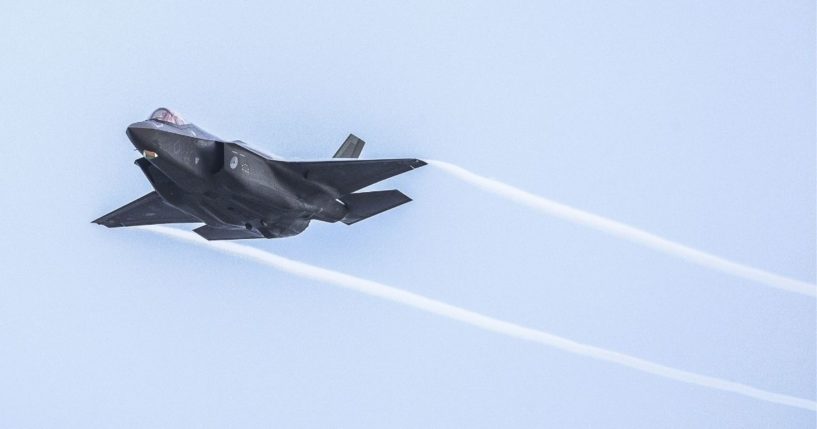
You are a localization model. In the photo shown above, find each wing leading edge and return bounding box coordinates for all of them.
[93,191,201,228]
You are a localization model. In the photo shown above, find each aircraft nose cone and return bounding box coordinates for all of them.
[126,121,162,152]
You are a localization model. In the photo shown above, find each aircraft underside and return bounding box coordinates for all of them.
[93,108,425,240]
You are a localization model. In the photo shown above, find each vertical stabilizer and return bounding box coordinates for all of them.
[333,134,366,158]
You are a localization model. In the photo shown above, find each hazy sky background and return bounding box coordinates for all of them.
[1,1,814,427]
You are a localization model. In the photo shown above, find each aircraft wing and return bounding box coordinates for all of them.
[278,158,426,195]
[93,191,201,227]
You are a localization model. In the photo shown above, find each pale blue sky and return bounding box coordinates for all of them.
[0,1,814,427]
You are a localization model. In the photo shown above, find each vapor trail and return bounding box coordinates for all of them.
[427,160,816,297]
[139,225,815,412]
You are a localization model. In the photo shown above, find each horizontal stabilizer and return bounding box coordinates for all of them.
[340,190,412,225]
[93,191,200,227]
[333,134,365,158]
[194,225,263,241]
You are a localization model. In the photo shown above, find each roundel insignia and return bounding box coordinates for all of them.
[229,156,238,169]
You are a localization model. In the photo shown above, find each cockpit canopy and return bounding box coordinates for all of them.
[149,108,187,126]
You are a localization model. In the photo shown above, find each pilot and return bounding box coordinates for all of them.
[149,107,186,126]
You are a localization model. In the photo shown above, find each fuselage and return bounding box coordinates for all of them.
[126,116,347,238]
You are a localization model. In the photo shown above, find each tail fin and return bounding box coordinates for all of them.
[333,134,365,158]
[340,190,412,225]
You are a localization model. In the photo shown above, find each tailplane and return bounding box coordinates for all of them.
[339,190,412,225]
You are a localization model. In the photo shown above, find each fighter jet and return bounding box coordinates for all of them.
[93,108,426,240]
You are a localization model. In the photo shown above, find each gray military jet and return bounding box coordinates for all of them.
[93,108,425,240]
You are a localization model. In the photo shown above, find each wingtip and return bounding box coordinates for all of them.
[92,217,121,228]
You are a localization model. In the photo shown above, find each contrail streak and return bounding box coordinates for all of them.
[427,160,816,297]
[138,225,815,412]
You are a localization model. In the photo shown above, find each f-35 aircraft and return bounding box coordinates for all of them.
[93,108,426,240]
